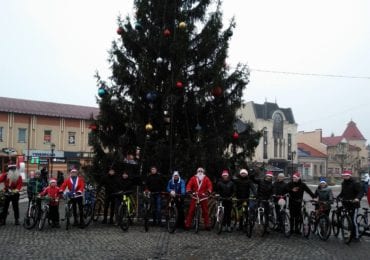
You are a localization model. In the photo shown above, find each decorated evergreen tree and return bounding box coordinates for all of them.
[89,0,261,182]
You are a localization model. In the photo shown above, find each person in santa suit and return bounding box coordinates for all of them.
[0,163,23,225]
[184,167,213,230]
[60,167,85,228]
[40,178,61,228]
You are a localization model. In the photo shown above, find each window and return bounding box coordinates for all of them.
[88,132,93,146]
[287,133,292,159]
[68,132,76,145]
[273,113,283,139]
[263,129,268,159]
[0,127,3,142]
[18,128,27,143]
[44,130,51,143]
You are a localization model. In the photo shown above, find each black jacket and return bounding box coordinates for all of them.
[118,178,134,193]
[145,174,165,192]
[286,180,314,202]
[272,181,287,197]
[338,178,362,205]
[98,174,121,195]
[216,179,235,198]
[253,179,273,200]
[234,175,254,200]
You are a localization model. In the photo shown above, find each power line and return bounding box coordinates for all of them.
[250,68,370,80]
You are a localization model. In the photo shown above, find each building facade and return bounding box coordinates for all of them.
[238,101,298,175]
[0,96,99,177]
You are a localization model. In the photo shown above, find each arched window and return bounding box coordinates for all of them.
[273,113,283,139]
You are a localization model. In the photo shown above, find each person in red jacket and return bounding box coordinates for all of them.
[40,178,61,228]
[60,167,85,228]
[184,167,213,230]
[0,164,23,225]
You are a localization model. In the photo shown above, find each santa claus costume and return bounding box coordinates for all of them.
[40,178,61,227]
[184,167,213,230]
[0,164,23,225]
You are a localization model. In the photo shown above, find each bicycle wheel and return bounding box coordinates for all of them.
[120,206,130,231]
[84,204,93,227]
[230,206,238,231]
[282,212,291,238]
[23,205,38,230]
[194,206,201,233]
[254,212,266,237]
[317,215,331,241]
[331,210,340,236]
[93,199,103,222]
[166,206,178,233]
[356,214,367,238]
[341,214,353,244]
[38,209,47,231]
[302,213,311,238]
[244,211,253,238]
[216,208,224,234]
[309,211,316,235]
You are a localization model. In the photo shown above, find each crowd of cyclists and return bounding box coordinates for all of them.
[0,162,368,243]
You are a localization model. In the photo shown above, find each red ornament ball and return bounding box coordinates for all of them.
[211,86,223,97]
[176,81,183,88]
[117,27,124,35]
[163,29,171,37]
[89,124,97,131]
[233,132,239,140]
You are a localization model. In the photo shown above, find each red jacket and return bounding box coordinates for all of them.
[186,175,213,195]
[0,172,23,191]
[40,186,60,206]
[60,176,84,194]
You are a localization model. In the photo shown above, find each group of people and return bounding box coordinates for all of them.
[0,162,366,240]
[0,165,85,228]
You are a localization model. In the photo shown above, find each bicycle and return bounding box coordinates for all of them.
[165,192,182,233]
[236,198,253,238]
[331,198,355,244]
[309,200,331,241]
[299,200,311,238]
[213,194,225,234]
[83,184,96,227]
[252,199,269,237]
[115,190,134,231]
[23,195,40,229]
[38,196,53,231]
[63,192,83,230]
[142,190,151,232]
[357,207,369,238]
[270,195,291,238]
[190,192,210,233]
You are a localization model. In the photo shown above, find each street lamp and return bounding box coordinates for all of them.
[50,143,55,179]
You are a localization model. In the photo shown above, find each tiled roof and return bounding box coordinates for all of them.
[251,102,295,124]
[0,96,99,120]
[342,120,366,141]
[322,136,345,147]
[298,143,327,158]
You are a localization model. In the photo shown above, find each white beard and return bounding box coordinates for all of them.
[197,173,205,181]
[8,169,20,184]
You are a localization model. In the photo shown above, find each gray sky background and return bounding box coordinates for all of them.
[1,0,369,142]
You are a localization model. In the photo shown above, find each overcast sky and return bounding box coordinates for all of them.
[1,0,369,142]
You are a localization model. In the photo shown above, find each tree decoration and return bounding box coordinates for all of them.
[179,22,187,29]
[163,29,171,37]
[146,91,157,102]
[117,27,124,35]
[156,57,163,64]
[211,86,223,97]
[98,87,107,98]
[88,124,97,131]
[145,123,153,132]
[233,131,239,140]
[176,81,183,88]
[135,22,143,30]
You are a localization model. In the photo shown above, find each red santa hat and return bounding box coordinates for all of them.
[239,169,248,175]
[265,171,274,177]
[49,178,57,184]
[293,172,301,179]
[70,167,78,173]
[221,170,229,177]
[341,170,352,176]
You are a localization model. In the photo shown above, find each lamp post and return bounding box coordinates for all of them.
[50,143,55,179]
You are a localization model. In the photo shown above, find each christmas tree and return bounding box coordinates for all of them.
[89,0,261,182]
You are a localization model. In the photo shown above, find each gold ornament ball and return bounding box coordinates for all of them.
[145,123,153,131]
[179,22,187,29]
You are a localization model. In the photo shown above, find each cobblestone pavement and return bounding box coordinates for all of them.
[1,200,370,260]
